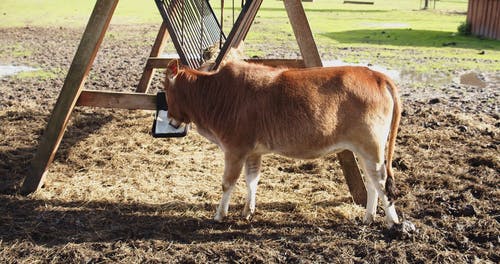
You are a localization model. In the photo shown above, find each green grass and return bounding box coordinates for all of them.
[1,0,499,74]
[248,0,498,49]
[14,69,58,80]
[7,44,33,58]
[0,0,161,27]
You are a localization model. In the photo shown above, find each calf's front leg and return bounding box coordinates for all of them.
[214,152,245,221]
[242,155,262,220]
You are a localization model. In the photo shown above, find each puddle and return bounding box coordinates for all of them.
[399,69,453,85]
[0,65,37,77]
[459,72,487,88]
[323,60,401,81]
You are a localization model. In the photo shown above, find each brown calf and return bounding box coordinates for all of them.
[164,60,401,227]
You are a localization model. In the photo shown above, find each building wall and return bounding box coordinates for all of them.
[467,0,500,40]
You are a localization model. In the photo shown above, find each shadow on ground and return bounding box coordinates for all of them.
[259,7,388,13]
[0,196,350,246]
[322,29,499,50]
[0,109,113,195]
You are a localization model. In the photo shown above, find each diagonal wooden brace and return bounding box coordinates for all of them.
[21,0,120,195]
[136,22,170,93]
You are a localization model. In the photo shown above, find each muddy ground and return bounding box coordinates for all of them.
[0,25,499,263]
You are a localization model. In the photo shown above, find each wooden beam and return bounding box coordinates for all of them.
[337,151,368,206]
[21,0,119,195]
[283,0,323,68]
[213,0,264,70]
[343,1,374,5]
[146,57,174,69]
[76,90,156,110]
[144,57,305,69]
[284,0,367,207]
[237,0,264,46]
[136,22,170,93]
[246,59,305,68]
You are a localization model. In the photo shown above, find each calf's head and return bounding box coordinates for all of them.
[164,60,190,124]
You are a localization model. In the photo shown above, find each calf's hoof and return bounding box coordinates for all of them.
[384,206,400,228]
[241,210,254,221]
[214,213,226,222]
[385,216,399,229]
[241,205,255,221]
[363,213,374,225]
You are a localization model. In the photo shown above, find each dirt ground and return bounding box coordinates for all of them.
[0,25,499,263]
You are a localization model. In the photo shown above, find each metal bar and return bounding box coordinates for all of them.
[213,0,263,70]
[189,0,207,66]
[178,0,205,67]
[199,0,221,48]
[205,1,224,45]
[155,0,227,69]
[182,0,207,67]
[171,0,201,67]
[237,0,262,43]
[172,0,201,66]
[155,0,190,67]
[200,0,205,61]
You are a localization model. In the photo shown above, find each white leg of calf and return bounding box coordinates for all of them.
[214,185,235,221]
[242,155,262,219]
[214,154,244,222]
[357,156,379,224]
[363,179,378,224]
[374,164,400,228]
[379,186,400,227]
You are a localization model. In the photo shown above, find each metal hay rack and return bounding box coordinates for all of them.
[155,0,261,70]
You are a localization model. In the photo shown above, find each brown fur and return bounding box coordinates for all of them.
[167,62,395,152]
[384,79,401,201]
[165,60,401,221]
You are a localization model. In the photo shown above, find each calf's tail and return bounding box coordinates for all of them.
[385,79,401,202]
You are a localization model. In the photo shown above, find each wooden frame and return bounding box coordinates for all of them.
[343,1,374,5]
[136,22,170,93]
[21,0,367,207]
[20,0,120,194]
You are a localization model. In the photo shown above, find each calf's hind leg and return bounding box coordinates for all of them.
[242,155,262,220]
[357,154,400,228]
[214,152,245,222]
[357,157,379,224]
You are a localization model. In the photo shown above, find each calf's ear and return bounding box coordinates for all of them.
[166,59,179,79]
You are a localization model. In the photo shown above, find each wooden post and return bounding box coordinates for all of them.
[21,0,120,195]
[284,0,367,206]
[136,22,170,93]
[283,0,322,68]
[337,151,367,206]
[423,0,430,10]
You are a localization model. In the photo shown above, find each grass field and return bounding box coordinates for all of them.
[0,0,472,28]
[2,0,499,73]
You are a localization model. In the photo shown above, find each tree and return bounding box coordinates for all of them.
[423,0,430,9]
